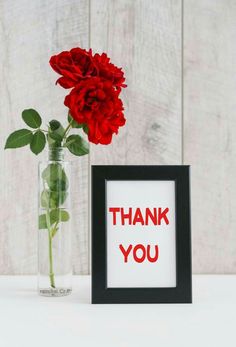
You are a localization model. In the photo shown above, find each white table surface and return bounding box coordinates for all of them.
[0,275,235,346]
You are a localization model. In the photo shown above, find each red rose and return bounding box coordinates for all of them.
[94,53,126,89]
[64,77,126,144]
[49,48,97,88]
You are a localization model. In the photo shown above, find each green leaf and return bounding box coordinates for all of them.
[5,129,33,149]
[38,209,70,229]
[65,134,89,156]
[60,210,70,222]
[42,163,68,191]
[30,130,46,155]
[47,133,57,147]
[42,163,62,181]
[49,120,61,131]
[38,214,47,229]
[48,120,65,145]
[41,189,68,208]
[50,209,70,223]
[49,132,63,141]
[22,109,42,128]
[41,190,51,208]
[68,113,83,128]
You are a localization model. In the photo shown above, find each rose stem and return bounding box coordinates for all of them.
[48,231,55,288]
[44,180,56,289]
[62,120,73,143]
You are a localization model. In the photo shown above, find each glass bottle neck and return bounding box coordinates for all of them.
[48,147,64,161]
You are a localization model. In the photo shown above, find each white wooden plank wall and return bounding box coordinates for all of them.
[184,0,236,273]
[0,0,235,274]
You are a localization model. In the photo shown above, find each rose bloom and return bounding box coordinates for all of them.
[50,48,126,90]
[64,77,126,145]
[49,48,97,88]
[93,53,126,89]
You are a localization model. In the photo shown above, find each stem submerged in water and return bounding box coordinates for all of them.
[48,231,55,288]
[44,181,56,289]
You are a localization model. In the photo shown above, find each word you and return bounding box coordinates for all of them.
[109,207,169,226]
[119,244,159,263]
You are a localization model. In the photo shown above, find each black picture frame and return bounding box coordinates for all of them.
[91,165,192,304]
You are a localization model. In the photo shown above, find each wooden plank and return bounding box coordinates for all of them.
[0,0,89,274]
[184,0,236,273]
[90,0,182,165]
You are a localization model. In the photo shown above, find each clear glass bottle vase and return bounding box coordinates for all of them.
[38,147,72,296]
